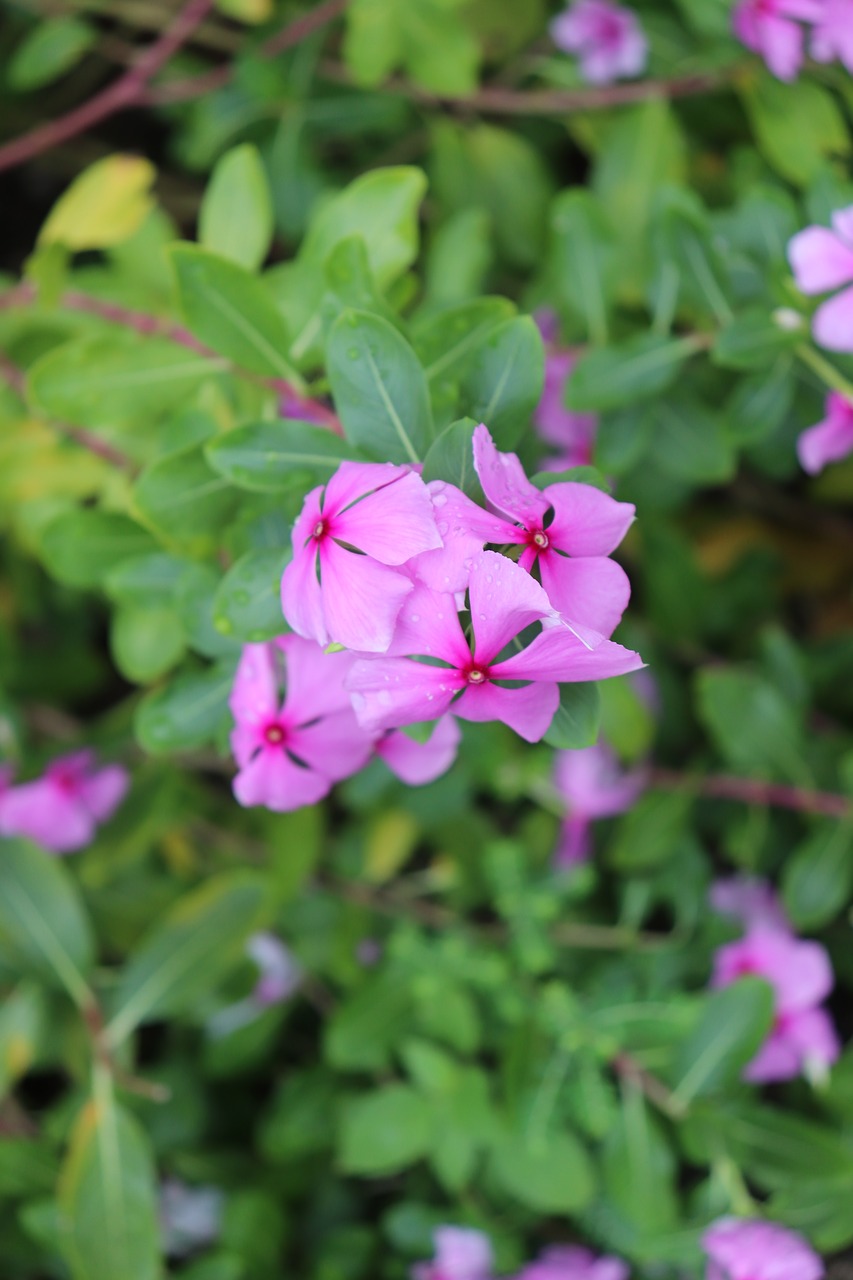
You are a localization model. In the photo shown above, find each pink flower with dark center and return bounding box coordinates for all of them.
[281,461,442,653]
[516,1245,629,1280]
[712,926,840,1082]
[702,1217,824,1280]
[412,425,634,637]
[732,0,824,81]
[788,206,853,351]
[810,0,853,73]
[0,751,128,854]
[709,877,789,932]
[553,744,647,866]
[376,716,461,785]
[229,636,373,811]
[347,551,644,744]
[797,391,853,473]
[550,0,648,84]
[413,1226,494,1280]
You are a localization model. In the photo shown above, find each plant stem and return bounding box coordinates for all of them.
[650,767,852,819]
[797,343,853,402]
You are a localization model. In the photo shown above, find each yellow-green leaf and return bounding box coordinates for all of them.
[39,156,157,251]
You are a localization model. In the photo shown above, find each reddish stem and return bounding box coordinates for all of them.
[651,768,852,819]
[0,0,215,174]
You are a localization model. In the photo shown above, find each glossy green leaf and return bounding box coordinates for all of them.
[782,819,853,929]
[339,1084,431,1175]
[457,316,543,449]
[566,334,700,413]
[106,873,267,1045]
[344,0,480,95]
[206,419,364,492]
[490,1127,595,1213]
[601,1090,679,1238]
[134,659,237,754]
[325,970,414,1070]
[132,446,238,550]
[543,682,601,750]
[327,309,434,463]
[213,546,291,642]
[0,838,94,1007]
[421,418,484,502]
[670,979,775,1108]
[607,789,693,872]
[695,668,804,780]
[549,190,616,344]
[40,511,157,588]
[743,74,850,186]
[110,604,186,683]
[199,144,273,271]
[0,983,47,1097]
[8,16,96,90]
[712,310,800,369]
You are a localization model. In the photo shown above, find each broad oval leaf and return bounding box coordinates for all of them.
[134,659,237,754]
[39,155,155,251]
[40,511,157,589]
[339,1084,431,1175]
[198,143,273,272]
[213,546,292,643]
[457,316,543,450]
[205,419,364,492]
[543,682,601,750]
[490,1127,595,1213]
[421,418,484,502]
[566,334,700,413]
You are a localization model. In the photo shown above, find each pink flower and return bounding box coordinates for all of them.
[534,347,599,472]
[797,391,853,473]
[811,0,853,73]
[553,744,646,866]
[347,551,644,744]
[0,751,128,854]
[413,426,634,637]
[247,933,301,1006]
[788,206,853,351]
[413,1226,493,1280]
[550,0,647,84]
[709,877,789,932]
[281,461,442,652]
[229,636,373,811]
[702,1217,824,1280]
[516,1245,629,1280]
[712,926,840,1082]
[375,716,461,786]
[279,387,339,431]
[732,0,823,81]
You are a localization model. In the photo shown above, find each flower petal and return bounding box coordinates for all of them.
[468,551,555,665]
[544,482,635,556]
[233,746,331,811]
[281,544,327,645]
[0,780,95,854]
[319,543,413,653]
[493,624,644,683]
[346,659,462,733]
[323,460,410,516]
[788,226,853,294]
[538,553,631,636]
[385,584,471,664]
[454,679,559,743]
[229,643,281,727]
[472,424,550,528]
[278,634,357,722]
[289,709,373,781]
[377,717,461,785]
[797,406,853,473]
[335,471,442,564]
[812,284,853,352]
[410,483,514,593]
[79,764,129,824]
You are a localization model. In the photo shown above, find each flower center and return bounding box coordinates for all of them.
[532,529,549,549]
[312,519,328,540]
[466,667,487,685]
[264,724,286,746]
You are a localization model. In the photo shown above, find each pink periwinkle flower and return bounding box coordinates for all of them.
[412,425,634,637]
[516,1245,629,1280]
[247,932,302,1006]
[281,461,442,653]
[788,206,853,352]
[709,877,789,932]
[347,551,643,745]
[0,750,128,855]
[550,0,647,85]
[375,716,461,786]
[797,391,853,474]
[553,744,647,866]
[702,1217,824,1280]
[732,0,824,81]
[712,926,840,1082]
[413,1226,493,1280]
[810,0,853,73]
[229,636,373,812]
[534,351,599,473]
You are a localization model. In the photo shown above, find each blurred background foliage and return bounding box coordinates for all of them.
[1,0,853,1277]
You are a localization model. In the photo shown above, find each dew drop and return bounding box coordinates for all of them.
[437,521,449,536]
[433,493,447,508]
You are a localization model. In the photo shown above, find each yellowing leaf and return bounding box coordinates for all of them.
[215,0,273,22]
[39,155,157,251]
[365,810,419,883]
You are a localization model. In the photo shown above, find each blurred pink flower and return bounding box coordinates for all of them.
[797,391,853,474]
[788,207,853,351]
[532,315,598,472]
[811,0,853,73]
[160,1179,223,1258]
[229,637,372,811]
[550,0,647,84]
[553,744,646,866]
[347,552,644,744]
[376,716,461,785]
[709,876,789,932]
[247,933,302,1006]
[702,1217,823,1280]
[732,0,823,81]
[413,1226,493,1280]
[712,926,840,1082]
[281,461,442,652]
[516,1245,628,1280]
[0,750,128,854]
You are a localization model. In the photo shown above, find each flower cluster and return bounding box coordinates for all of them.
[0,750,128,854]
[702,1217,823,1280]
[710,878,839,1083]
[550,0,647,85]
[533,312,599,473]
[733,0,851,82]
[413,1228,627,1280]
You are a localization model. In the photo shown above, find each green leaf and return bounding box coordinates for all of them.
[742,74,850,187]
[549,190,616,344]
[8,16,96,91]
[324,235,399,325]
[58,1083,161,1280]
[457,316,543,450]
[199,144,273,271]
[134,659,237,753]
[0,983,47,1097]
[654,188,733,325]
[424,208,493,307]
[695,668,804,780]
[725,362,795,444]
[300,166,427,289]
[0,1137,58,1197]
[543,682,601,750]
[649,398,735,486]
[0,838,94,1008]
[414,297,516,424]
[421,418,484,502]
[105,553,189,608]
[490,1127,595,1213]
[339,1084,431,1175]
[566,334,699,413]
[600,1090,679,1238]
[782,819,853,929]
[712,310,800,369]
[670,979,775,1108]
[110,604,186,683]
[106,873,267,1046]
[771,1177,853,1253]
[213,546,291,642]
[132,446,238,551]
[205,419,364,492]
[169,244,299,382]
[40,511,157,588]
[607,789,692,872]
[327,310,434,463]
[28,335,213,428]
[39,156,156,251]
[325,970,414,1070]
[344,0,479,95]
